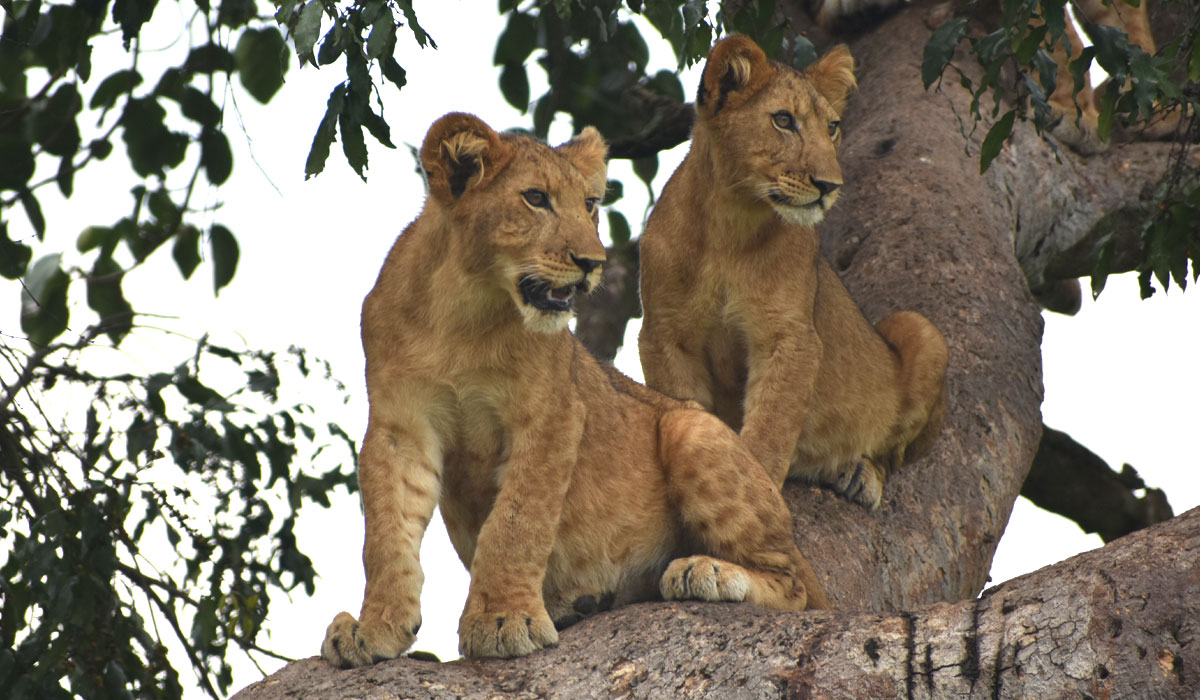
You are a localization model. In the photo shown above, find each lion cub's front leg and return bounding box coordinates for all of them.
[321,417,440,668]
[456,402,582,658]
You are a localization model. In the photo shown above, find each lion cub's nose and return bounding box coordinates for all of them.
[811,177,841,197]
[571,254,603,275]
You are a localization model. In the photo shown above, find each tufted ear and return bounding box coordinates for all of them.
[696,35,775,120]
[420,112,515,202]
[556,126,609,198]
[804,44,857,116]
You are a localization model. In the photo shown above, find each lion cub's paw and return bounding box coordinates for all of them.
[660,555,751,602]
[321,611,416,668]
[831,458,885,511]
[458,607,558,658]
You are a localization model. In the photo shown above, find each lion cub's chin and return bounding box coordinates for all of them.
[518,305,573,334]
[772,202,828,228]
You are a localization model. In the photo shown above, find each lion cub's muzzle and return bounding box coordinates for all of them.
[517,254,604,313]
[518,276,590,312]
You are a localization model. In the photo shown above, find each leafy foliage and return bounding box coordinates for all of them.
[1,0,368,696]
[921,0,1199,297]
[1,335,356,698]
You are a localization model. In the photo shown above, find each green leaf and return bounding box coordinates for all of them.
[1090,234,1113,299]
[76,226,116,254]
[532,93,555,139]
[210,224,239,293]
[366,8,397,60]
[173,225,201,280]
[382,56,407,87]
[607,210,631,247]
[20,254,70,347]
[1,224,33,280]
[922,19,967,89]
[1090,24,1131,79]
[306,86,345,179]
[201,129,233,185]
[89,69,142,110]
[494,11,537,66]
[86,256,133,344]
[148,189,179,227]
[17,189,45,239]
[789,36,818,71]
[120,97,189,178]
[235,27,289,103]
[361,110,395,149]
[499,63,530,111]
[179,87,222,128]
[602,179,624,206]
[339,107,368,180]
[396,0,434,48]
[0,130,35,191]
[633,154,658,185]
[186,43,235,74]
[979,109,1015,173]
[293,1,325,67]
[317,25,342,66]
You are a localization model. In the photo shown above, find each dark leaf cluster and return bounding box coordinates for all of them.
[1,334,357,697]
[921,0,1199,296]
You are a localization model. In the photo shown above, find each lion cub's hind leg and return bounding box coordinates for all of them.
[657,409,830,611]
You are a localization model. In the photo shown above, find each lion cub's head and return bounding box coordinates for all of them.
[696,36,856,227]
[419,113,609,334]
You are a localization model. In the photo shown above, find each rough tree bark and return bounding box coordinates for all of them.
[236,507,1200,699]
[234,2,1196,696]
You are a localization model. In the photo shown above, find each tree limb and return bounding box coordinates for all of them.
[1023,424,1174,542]
[234,507,1200,699]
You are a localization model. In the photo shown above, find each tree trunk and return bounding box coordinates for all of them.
[234,2,1194,696]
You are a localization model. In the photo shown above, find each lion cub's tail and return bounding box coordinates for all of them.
[876,310,949,466]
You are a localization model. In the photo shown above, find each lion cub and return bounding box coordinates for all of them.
[638,36,948,511]
[320,113,828,666]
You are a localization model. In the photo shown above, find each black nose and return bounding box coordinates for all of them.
[571,254,601,275]
[811,178,841,197]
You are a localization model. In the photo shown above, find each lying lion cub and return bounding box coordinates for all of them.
[320,112,828,666]
[639,36,948,511]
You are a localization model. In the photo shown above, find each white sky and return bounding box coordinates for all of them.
[3,1,1197,695]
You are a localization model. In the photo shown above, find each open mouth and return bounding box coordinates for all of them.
[518,276,586,312]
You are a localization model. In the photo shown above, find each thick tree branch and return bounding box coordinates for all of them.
[1023,424,1174,542]
[234,507,1200,699]
[573,243,640,363]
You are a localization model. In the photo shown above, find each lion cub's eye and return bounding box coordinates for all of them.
[828,121,841,138]
[523,189,552,209]
[584,197,599,214]
[772,111,796,132]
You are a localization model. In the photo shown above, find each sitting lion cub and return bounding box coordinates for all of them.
[638,36,949,511]
[320,112,828,666]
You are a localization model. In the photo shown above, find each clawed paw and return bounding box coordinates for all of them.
[660,555,750,602]
[458,608,557,658]
[321,611,418,668]
[832,459,884,511]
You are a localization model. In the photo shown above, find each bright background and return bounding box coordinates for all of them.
[4,2,1197,695]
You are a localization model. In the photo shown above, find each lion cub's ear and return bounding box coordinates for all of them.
[697,35,775,120]
[804,44,857,116]
[421,112,515,202]
[556,126,609,198]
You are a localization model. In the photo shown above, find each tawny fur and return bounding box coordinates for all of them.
[638,36,949,511]
[320,113,828,667]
